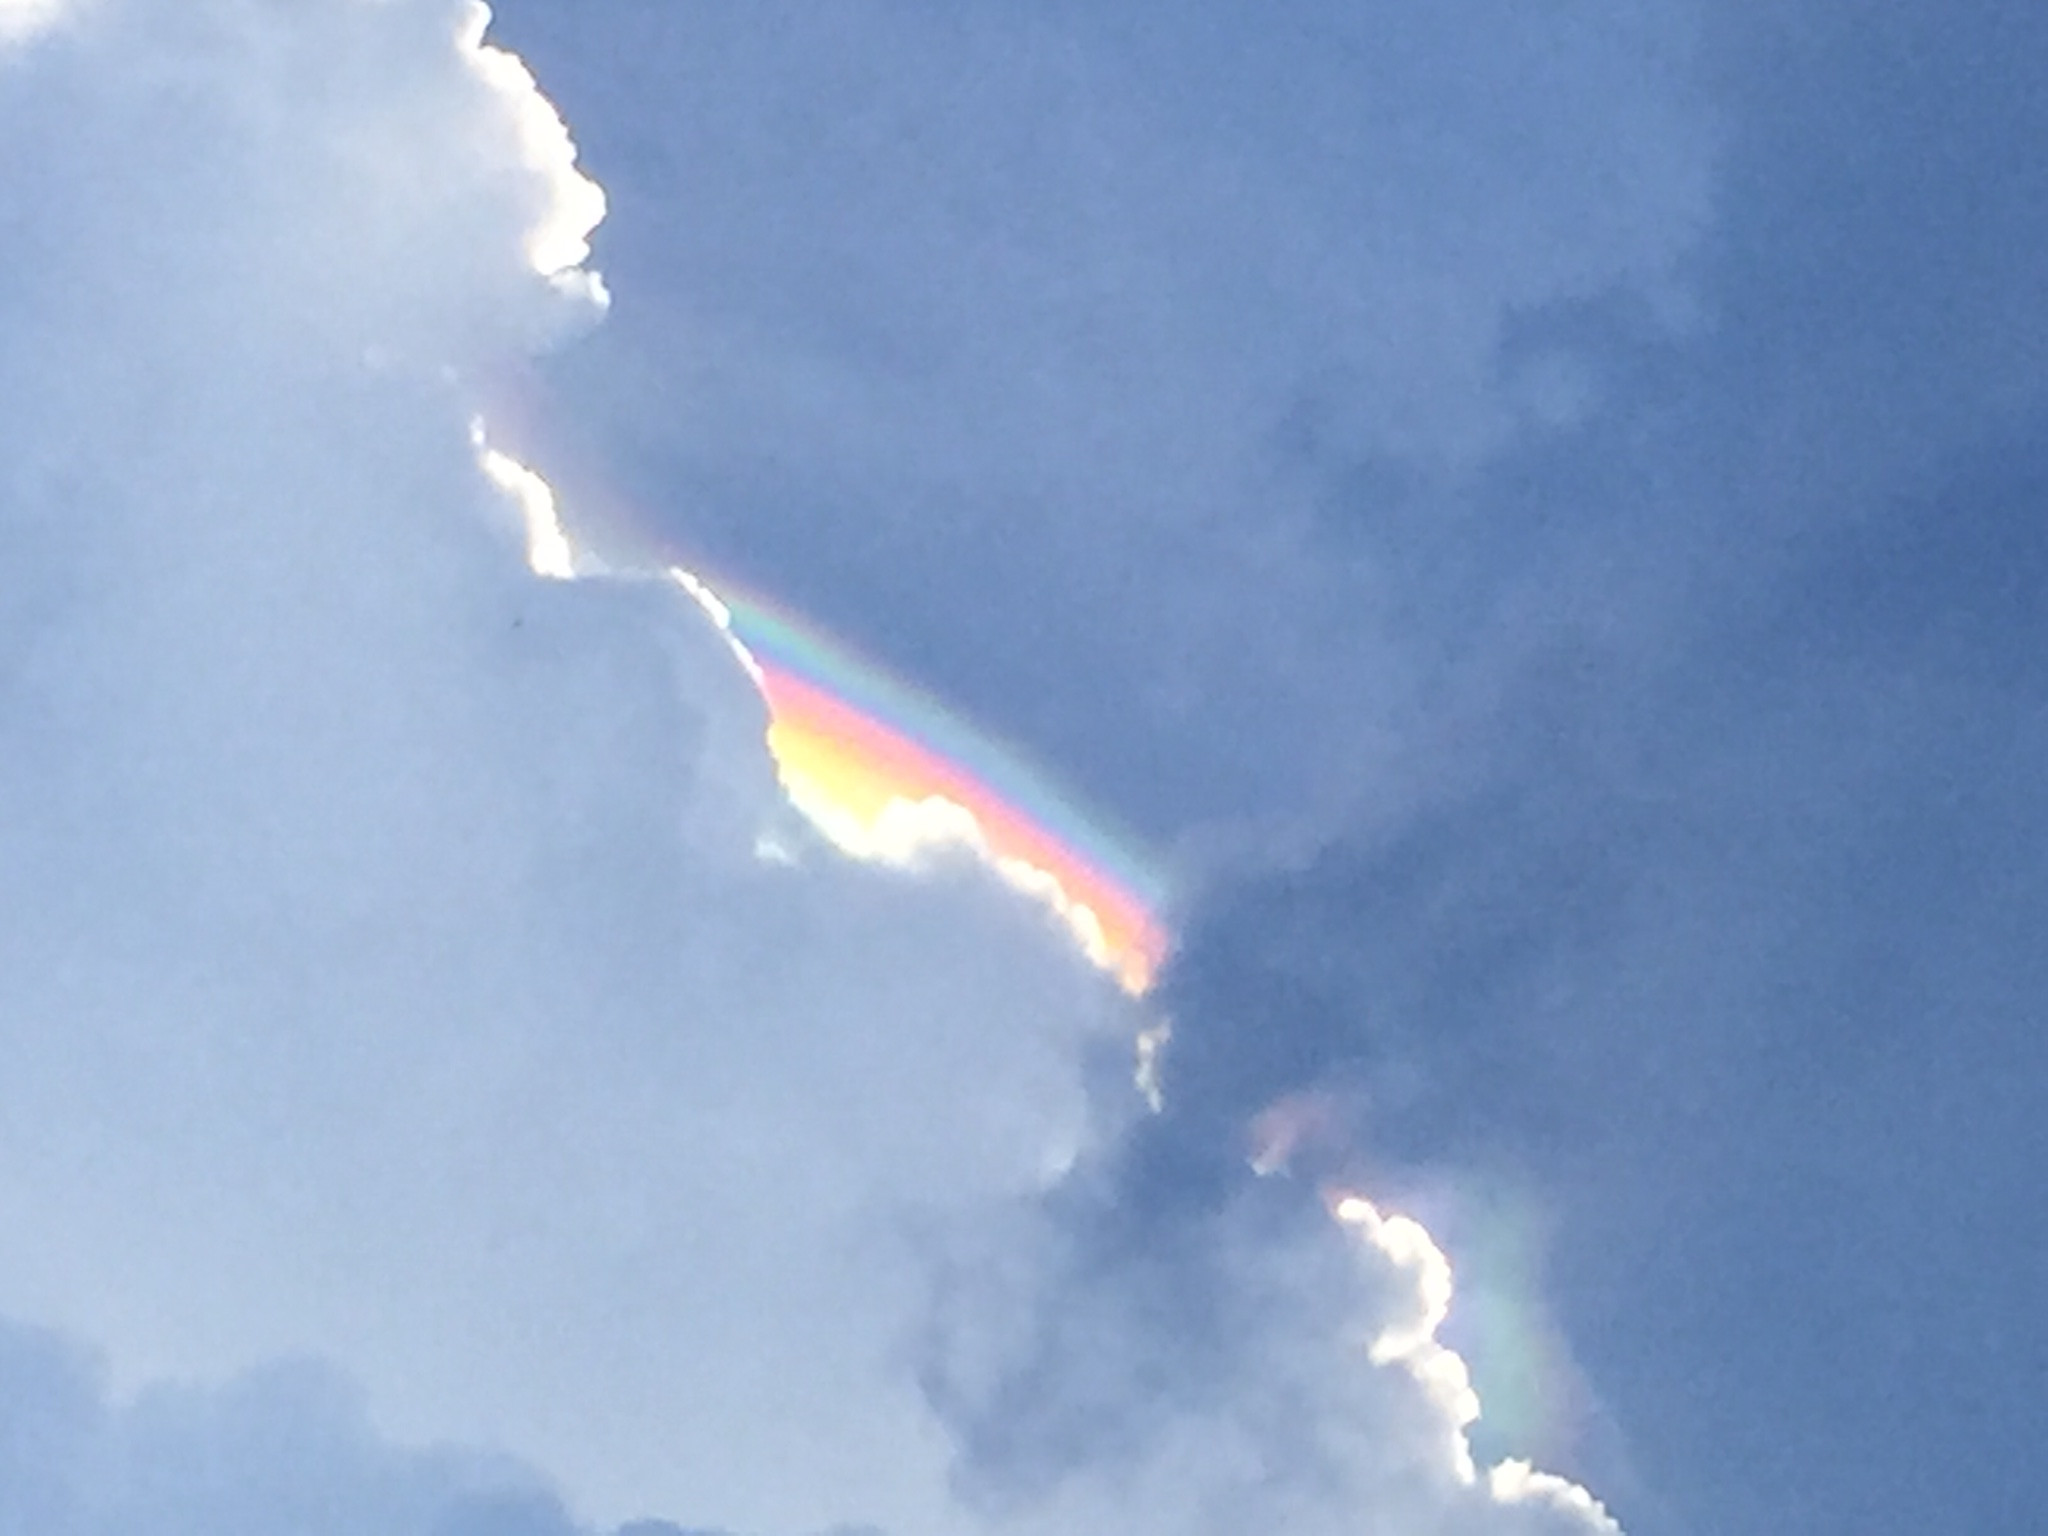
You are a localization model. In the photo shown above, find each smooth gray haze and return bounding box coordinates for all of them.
[3,3,2043,1536]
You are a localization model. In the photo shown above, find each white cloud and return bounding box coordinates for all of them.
[0,3,1120,1530]
[0,0,66,47]
[0,4,1628,1535]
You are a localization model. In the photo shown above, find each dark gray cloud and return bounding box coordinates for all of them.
[1105,4,2048,1530]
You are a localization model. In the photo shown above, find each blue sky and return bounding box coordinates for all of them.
[1,3,2042,1534]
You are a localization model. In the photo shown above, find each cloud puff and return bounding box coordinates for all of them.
[0,3,1628,1534]
[0,1320,585,1536]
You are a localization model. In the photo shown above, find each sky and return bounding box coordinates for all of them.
[0,3,2042,1535]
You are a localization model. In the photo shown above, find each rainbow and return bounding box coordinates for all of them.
[671,569,1170,995]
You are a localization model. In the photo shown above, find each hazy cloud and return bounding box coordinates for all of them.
[0,0,66,46]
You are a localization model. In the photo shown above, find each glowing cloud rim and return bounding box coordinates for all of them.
[1334,1194,1623,1531]
[458,0,609,309]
